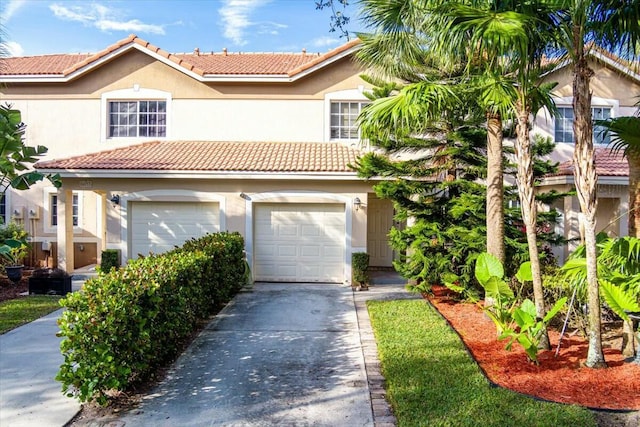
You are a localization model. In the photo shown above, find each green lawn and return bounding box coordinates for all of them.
[367,299,596,427]
[0,296,62,334]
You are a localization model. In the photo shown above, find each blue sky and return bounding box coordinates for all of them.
[2,0,363,57]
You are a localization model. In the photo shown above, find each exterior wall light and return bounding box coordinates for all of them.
[110,194,120,206]
[353,197,362,211]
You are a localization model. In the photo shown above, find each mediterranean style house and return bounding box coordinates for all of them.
[0,35,637,280]
[0,35,394,283]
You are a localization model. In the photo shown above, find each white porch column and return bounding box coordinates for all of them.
[56,188,75,273]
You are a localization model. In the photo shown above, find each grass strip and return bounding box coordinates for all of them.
[367,299,596,427]
[0,296,62,334]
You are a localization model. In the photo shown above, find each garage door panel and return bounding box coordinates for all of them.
[254,203,345,283]
[131,202,220,257]
[277,245,297,257]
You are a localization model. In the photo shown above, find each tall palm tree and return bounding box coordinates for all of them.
[356,0,511,266]
[428,2,563,348]
[550,0,640,368]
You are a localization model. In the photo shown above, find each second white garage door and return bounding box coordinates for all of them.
[254,203,345,283]
[130,201,220,257]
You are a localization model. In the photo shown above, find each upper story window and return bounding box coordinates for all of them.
[330,101,369,140]
[555,106,611,144]
[101,87,172,141]
[109,101,167,138]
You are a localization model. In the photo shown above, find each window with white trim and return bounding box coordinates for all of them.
[101,87,171,141]
[108,100,167,138]
[0,193,5,225]
[330,101,369,140]
[50,193,79,227]
[555,107,611,144]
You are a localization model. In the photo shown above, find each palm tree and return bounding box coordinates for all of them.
[356,0,511,266]
[428,2,565,348]
[549,0,640,368]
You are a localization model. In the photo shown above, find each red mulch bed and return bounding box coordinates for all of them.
[427,286,640,411]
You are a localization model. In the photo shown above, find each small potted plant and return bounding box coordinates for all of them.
[0,237,29,283]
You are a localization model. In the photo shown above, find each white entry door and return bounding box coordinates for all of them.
[130,201,220,257]
[254,203,345,282]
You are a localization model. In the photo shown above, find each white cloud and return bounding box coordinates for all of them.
[49,3,166,35]
[311,36,340,48]
[218,0,284,46]
[2,0,27,23]
[5,41,24,56]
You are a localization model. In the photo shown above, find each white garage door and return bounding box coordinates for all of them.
[254,203,345,283]
[131,202,220,257]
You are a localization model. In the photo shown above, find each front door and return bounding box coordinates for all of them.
[367,197,394,267]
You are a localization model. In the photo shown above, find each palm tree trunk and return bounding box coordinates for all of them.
[486,112,505,264]
[623,154,640,357]
[515,101,550,350]
[573,49,607,368]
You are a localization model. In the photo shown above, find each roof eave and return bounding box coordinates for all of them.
[539,174,629,186]
[1,38,362,84]
[36,169,361,180]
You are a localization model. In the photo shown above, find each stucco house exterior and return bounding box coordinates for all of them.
[0,35,397,283]
[0,35,636,280]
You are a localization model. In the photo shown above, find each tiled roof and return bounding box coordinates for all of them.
[35,141,362,173]
[552,147,628,177]
[0,34,361,78]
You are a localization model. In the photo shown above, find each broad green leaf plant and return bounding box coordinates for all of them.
[475,253,566,363]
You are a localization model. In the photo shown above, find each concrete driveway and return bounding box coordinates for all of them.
[116,283,377,426]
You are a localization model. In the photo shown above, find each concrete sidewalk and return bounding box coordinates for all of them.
[0,308,81,427]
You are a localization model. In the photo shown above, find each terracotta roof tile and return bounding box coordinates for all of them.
[35,141,362,173]
[3,54,94,75]
[0,35,360,78]
[552,147,628,177]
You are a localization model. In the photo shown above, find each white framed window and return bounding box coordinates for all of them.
[109,100,166,138]
[324,88,370,143]
[554,106,612,144]
[330,101,369,140]
[101,87,172,141]
[44,189,82,233]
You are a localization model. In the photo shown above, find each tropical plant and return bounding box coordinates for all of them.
[0,221,28,268]
[475,252,566,363]
[563,234,640,357]
[430,0,562,351]
[546,0,640,369]
[355,0,511,267]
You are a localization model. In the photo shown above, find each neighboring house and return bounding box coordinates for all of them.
[0,36,636,279]
[0,35,395,283]
[533,49,639,261]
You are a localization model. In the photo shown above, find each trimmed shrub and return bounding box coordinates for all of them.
[352,252,370,287]
[56,232,245,405]
[99,249,120,273]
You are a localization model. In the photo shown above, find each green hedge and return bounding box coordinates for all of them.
[56,232,245,405]
[99,249,120,273]
[352,252,370,286]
